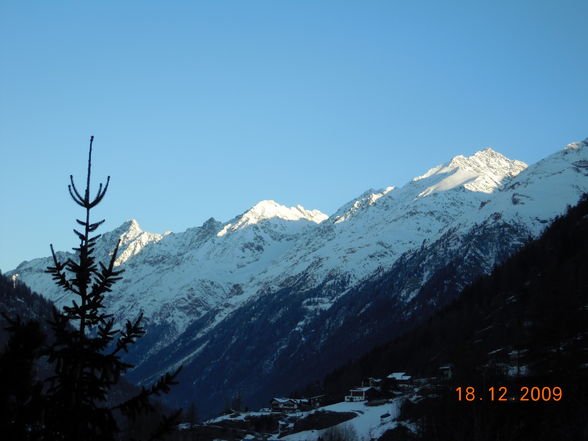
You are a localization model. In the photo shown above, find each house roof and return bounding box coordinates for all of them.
[271,397,306,404]
[387,372,411,381]
[350,386,375,392]
[272,398,295,404]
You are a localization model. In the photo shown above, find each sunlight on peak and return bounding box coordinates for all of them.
[413,148,526,183]
[216,200,328,237]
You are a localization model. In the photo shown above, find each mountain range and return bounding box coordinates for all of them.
[8,137,588,417]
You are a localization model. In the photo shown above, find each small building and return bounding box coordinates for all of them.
[271,396,323,413]
[382,372,412,391]
[362,377,382,388]
[308,395,325,408]
[344,386,378,402]
[439,365,453,380]
[271,398,305,413]
[387,372,411,382]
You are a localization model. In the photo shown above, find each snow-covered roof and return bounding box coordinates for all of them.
[272,397,306,404]
[272,398,294,403]
[350,386,375,392]
[387,372,411,381]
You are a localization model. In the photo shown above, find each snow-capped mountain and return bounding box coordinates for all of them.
[8,138,588,417]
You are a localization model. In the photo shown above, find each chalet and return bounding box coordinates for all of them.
[270,396,324,413]
[271,398,306,413]
[382,372,412,391]
[344,386,378,402]
[387,372,411,382]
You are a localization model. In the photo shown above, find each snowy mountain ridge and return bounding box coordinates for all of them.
[414,147,527,196]
[10,140,587,336]
[217,200,327,237]
[8,138,588,417]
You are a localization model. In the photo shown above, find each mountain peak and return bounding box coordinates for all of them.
[241,200,328,224]
[476,146,500,154]
[471,147,509,161]
[414,148,527,196]
[102,219,144,241]
[445,147,522,171]
[119,219,142,232]
[216,200,328,237]
[564,138,588,151]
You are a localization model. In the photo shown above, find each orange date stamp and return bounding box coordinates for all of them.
[455,386,562,402]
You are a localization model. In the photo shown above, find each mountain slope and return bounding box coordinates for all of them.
[0,273,55,349]
[319,193,588,441]
[8,138,588,417]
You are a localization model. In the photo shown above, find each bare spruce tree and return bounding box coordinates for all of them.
[44,136,181,441]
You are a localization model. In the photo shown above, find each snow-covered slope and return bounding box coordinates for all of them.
[8,137,588,417]
[252,147,528,301]
[10,200,327,339]
[13,146,527,333]
[471,139,588,235]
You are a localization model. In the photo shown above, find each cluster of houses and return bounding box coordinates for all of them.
[344,372,412,402]
[270,371,421,413]
[270,395,325,413]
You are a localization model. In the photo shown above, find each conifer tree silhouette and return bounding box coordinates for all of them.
[44,136,181,441]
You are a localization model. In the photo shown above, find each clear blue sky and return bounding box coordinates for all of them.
[1,0,587,272]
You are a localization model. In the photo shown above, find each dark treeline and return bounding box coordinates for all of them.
[0,271,55,348]
[0,271,188,440]
[317,194,588,440]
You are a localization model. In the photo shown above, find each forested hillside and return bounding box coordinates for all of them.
[318,194,588,440]
[0,272,55,348]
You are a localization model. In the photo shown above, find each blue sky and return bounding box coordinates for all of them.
[1,0,587,272]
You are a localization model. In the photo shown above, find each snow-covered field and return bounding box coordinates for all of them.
[279,400,404,441]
